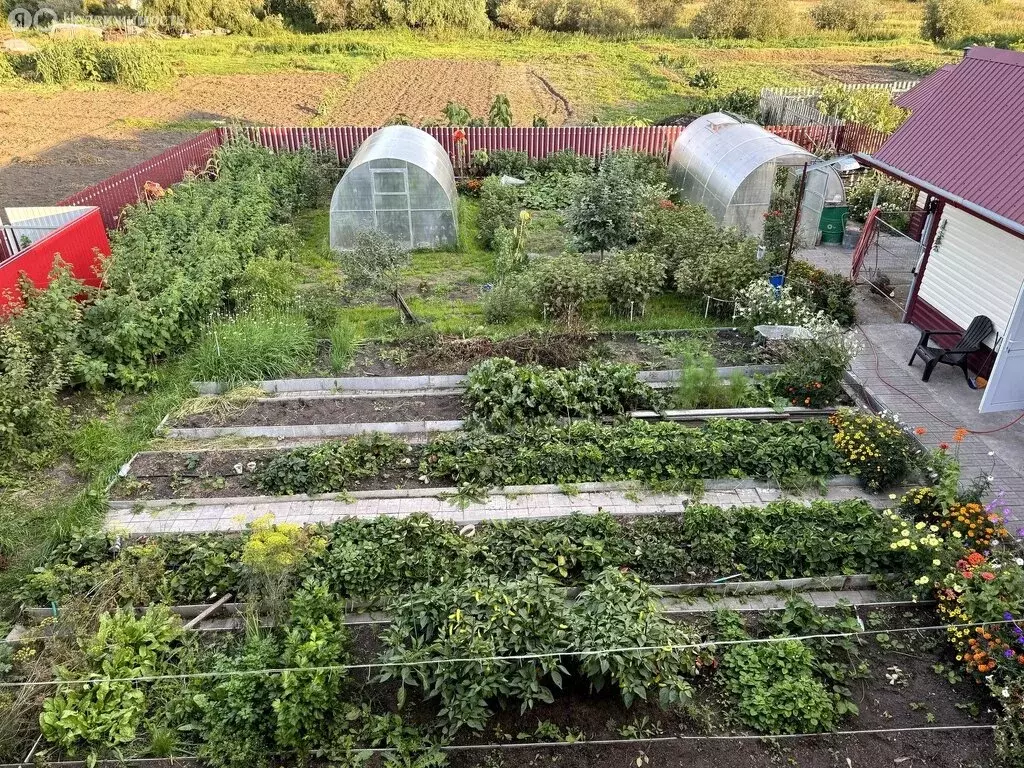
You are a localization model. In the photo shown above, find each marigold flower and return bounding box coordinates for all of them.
[914,427,927,435]
[953,427,969,443]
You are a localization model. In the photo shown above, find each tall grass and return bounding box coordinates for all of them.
[674,352,757,409]
[189,312,316,384]
[328,317,362,373]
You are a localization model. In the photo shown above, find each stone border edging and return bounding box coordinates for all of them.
[192,365,782,396]
[159,405,833,441]
[17,575,887,624]
[108,475,865,511]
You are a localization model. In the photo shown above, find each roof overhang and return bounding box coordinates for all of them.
[856,152,1024,241]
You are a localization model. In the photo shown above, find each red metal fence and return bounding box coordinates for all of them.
[230,125,685,167]
[58,129,223,229]
[766,123,888,155]
[40,123,887,234]
[0,208,109,308]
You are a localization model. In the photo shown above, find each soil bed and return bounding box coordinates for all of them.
[115,448,423,500]
[351,609,997,768]
[338,330,766,377]
[170,395,466,429]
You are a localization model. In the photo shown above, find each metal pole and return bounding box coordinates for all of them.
[783,161,809,280]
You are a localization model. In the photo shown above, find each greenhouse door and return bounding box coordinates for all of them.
[371,168,413,248]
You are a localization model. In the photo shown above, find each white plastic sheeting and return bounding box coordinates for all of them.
[668,113,846,243]
[329,126,458,252]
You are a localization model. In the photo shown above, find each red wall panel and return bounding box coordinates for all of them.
[0,209,110,307]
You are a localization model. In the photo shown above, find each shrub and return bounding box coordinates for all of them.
[141,0,264,33]
[921,0,986,42]
[340,229,417,323]
[571,569,697,707]
[786,261,856,327]
[688,68,720,90]
[397,0,491,31]
[188,312,315,384]
[673,236,765,306]
[98,43,172,90]
[809,0,885,36]
[0,264,84,472]
[638,201,728,276]
[230,256,303,312]
[82,139,326,387]
[483,276,532,324]
[463,357,661,428]
[638,0,682,28]
[478,176,522,247]
[528,252,605,323]
[769,328,859,408]
[817,85,908,133]
[535,149,593,175]
[691,0,791,40]
[33,39,99,84]
[602,250,667,318]
[830,408,917,490]
[380,574,571,734]
[566,151,667,253]
[487,149,531,177]
[533,0,639,34]
[846,171,916,225]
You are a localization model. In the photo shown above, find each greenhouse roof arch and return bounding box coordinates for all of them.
[668,112,846,243]
[330,126,459,252]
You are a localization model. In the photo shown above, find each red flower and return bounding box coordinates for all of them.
[914,427,927,436]
[453,129,467,142]
[939,442,950,451]
[981,572,996,581]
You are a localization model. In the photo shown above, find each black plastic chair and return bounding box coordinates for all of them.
[908,315,995,384]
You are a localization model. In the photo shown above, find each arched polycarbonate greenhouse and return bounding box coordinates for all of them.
[330,126,458,251]
[668,113,846,243]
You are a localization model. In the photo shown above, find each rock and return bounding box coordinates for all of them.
[50,22,104,38]
[2,38,37,54]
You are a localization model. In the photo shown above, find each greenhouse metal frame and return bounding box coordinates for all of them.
[330,126,459,252]
[668,113,846,243]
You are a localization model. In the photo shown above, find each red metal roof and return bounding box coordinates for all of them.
[868,46,1024,229]
[893,64,955,111]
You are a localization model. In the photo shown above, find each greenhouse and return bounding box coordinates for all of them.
[668,113,846,243]
[329,126,458,251]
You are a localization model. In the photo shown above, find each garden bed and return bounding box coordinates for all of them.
[169,394,466,429]
[338,329,768,378]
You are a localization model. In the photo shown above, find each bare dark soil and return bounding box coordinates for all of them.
[171,395,466,429]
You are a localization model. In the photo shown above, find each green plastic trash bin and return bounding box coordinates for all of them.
[819,205,848,245]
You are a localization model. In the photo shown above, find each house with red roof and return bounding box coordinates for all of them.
[857,46,1024,413]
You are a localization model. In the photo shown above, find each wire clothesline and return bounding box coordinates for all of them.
[3,618,1018,690]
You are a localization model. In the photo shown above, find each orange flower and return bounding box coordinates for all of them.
[953,427,969,443]
[914,427,927,435]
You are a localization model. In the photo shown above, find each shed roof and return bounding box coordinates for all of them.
[864,47,1024,230]
[893,64,955,112]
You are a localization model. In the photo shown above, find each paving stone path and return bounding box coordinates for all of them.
[850,323,1024,528]
[105,478,898,535]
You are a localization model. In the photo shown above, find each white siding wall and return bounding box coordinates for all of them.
[917,206,1024,346]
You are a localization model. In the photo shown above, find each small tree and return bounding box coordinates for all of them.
[341,229,419,323]
[443,100,472,125]
[921,0,986,42]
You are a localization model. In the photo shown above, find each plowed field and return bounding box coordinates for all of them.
[335,59,570,126]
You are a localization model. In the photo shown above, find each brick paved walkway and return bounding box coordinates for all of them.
[105,478,892,535]
[850,323,1024,528]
